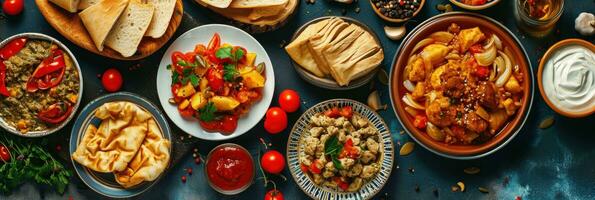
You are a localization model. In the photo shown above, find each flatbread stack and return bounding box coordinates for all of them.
[285,17,384,86]
[197,0,296,30]
[72,102,171,188]
[48,0,177,57]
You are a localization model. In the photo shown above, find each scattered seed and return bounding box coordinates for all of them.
[433,188,439,197]
[354,7,360,13]
[408,167,415,174]
[378,69,389,85]
[192,153,197,158]
[451,185,459,192]
[478,187,489,193]
[367,90,387,111]
[457,182,465,192]
[400,130,404,135]
[193,148,198,153]
[464,167,480,175]
[539,116,554,129]
[400,142,415,156]
[181,175,187,183]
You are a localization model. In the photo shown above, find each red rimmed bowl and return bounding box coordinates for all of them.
[388,12,534,159]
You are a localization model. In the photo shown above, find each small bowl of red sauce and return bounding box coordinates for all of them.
[205,143,255,195]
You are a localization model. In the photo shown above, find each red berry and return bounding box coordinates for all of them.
[181,175,187,183]
[194,157,201,164]
[55,144,62,152]
[186,168,193,175]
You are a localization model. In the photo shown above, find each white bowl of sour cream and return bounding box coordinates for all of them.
[538,39,595,118]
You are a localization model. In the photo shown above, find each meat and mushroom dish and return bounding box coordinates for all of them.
[402,23,524,145]
[0,38,80,133]
[299,106,382,192]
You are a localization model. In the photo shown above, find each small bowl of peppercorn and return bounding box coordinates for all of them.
[370,0,425,23]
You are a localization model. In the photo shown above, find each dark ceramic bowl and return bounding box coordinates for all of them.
[389,12,534,159]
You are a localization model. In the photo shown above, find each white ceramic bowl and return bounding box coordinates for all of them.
[156,24,275,141]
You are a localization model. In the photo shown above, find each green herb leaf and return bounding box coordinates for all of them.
[215,47,233,60]
[172,71,180,84]
[223,63,239,82]
[189,74,200,87]
[332,157,343,170]
[234,48,245,62]
[166,64,172,70]
[199,102,217,121]
[177,60,188,67]
[324,135,342,156]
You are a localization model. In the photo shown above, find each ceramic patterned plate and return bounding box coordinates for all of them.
[69,92,172,198]
[287,99,394,200]
[156,24,274,141]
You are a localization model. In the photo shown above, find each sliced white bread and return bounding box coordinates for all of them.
[49,0,80,13]
[200,0,232,8]
[248,2,286,21]
[144,0,176,38]
[79,0,128,51]
[78,0,102,10]
[230,0,287,8]
[105,1,155,57]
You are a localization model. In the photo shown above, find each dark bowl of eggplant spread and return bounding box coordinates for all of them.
[0,33,82,137]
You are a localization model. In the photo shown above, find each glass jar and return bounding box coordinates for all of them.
[514,0,564,37]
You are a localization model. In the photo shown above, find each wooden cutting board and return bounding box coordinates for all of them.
[35,0,183,60]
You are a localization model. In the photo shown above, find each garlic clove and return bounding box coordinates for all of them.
[384,26,406,41]
[333,0,353,4]
[575,12,595,36]
[368,90,387,111]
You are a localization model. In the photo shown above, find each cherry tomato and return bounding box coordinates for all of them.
[413,114,428,129]
[264,189,284,200]
[179,107,195,118]
[324,107,341,118]
[220,115,238,134]
[206,68,224,91]
[2,0,23,16]
[170,83,184,103]
[264,107,287,134]
[199,120,221,132]
[278,89,300,113]
[101,68,123,92]
[261,150,285,174]
[309,160,322,174]
[0,144,10,162]
[339,106,353,118]
[299,163,309,173]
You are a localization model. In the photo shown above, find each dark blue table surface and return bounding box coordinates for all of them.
[1,0,594,199]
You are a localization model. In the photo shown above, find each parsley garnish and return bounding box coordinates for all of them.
[171,71,180,84]
[223,63,239,82]
[199,102,217,121]
[0,135,72,194]
[215,47,233,60]
[324,135,343,169]
[234,48,245,62]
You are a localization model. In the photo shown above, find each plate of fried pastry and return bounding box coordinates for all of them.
[69,92,172,198]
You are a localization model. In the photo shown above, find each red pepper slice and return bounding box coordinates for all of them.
[333,177,350,191]
[26,49,67,92]
[171,51,187,74]
[32,49,65,78]
[0,61,9,97]
[0,37,27,60]
[38,102,73,124]
[207,33,221,52]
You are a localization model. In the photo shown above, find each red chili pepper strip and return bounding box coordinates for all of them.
[32,49,65,78]
[38,102,73,124]
[0,37,27,60]
[0,61,9,97]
